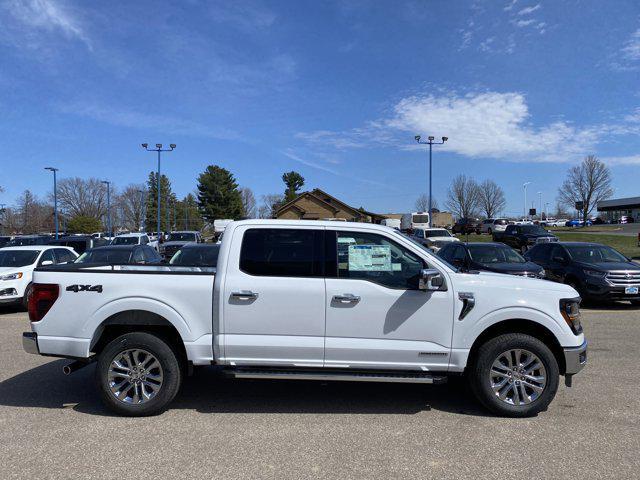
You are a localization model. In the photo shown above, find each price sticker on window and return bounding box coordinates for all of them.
[348,244,392,271]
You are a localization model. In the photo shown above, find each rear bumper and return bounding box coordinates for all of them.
[563,340,587,375]
[22,332,39,355]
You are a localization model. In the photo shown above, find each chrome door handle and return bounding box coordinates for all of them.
[231,290,259,300]
[333,294,361,304]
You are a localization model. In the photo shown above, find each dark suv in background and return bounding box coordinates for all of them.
[451,217,481,235]
[492,224,558,253]
[524,242,640,305]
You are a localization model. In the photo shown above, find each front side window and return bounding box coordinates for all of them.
[334,231,425,289]
[240,228,323,277]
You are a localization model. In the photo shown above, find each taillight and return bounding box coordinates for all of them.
[28,284,59,322]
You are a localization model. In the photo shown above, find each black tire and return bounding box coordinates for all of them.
[487,228,492,235]
[96,332,182,416]
[469,333,559,417]
[22,283,33,310]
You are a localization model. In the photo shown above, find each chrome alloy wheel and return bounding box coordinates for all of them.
[108,349,164,405]
[490,349,547,406]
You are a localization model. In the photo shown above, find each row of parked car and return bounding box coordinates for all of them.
[0,231,220,309]
[408,225,640,305]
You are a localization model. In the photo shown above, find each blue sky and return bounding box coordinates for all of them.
[1,0,639,216]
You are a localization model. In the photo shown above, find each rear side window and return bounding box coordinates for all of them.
[240,229,324,277]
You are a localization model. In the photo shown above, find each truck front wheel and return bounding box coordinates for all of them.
[96,332,183,416]
[469,333,559,417]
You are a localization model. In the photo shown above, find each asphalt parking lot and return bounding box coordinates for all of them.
[0,305,639,480]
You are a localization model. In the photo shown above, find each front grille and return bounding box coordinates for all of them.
[535,237,558,244]
[606,271,640,286]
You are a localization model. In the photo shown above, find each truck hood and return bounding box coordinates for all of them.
[425,237,459,243]
[573,261,640,272]
[474,261,543,275]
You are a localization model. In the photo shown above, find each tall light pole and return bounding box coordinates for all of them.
[523,182,531,220]
[415,135,448,226]
[141,143,175,239]
[44,167,59,239]
[0,203,5,236]
[537,191,542,221]
[544,202,550,221]
[102,180,111,238]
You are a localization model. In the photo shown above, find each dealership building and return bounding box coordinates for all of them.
[597,196,640,222]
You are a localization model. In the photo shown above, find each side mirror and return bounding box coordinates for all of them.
[41,260,54,266]
[419,268,446,291]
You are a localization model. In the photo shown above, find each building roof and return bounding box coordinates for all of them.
[597,196,640,211]
[275,188,385,221]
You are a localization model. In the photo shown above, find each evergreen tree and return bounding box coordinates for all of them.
[196,166,244,222]
[145,172,175,232]
[282,171,305,202]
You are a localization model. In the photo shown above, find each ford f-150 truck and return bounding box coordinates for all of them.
[22,220,587,417]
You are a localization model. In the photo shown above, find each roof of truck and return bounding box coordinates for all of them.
[230,219,397,232]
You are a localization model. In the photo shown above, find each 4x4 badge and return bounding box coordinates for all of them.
[66,284,103,293]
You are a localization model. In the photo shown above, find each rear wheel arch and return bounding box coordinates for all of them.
[90,310,187,369]
[467,319,566,374]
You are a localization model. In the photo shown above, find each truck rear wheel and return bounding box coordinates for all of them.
[469,333,559,417]
[96,332,182,416]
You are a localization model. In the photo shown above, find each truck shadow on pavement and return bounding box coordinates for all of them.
[0,360,493,417]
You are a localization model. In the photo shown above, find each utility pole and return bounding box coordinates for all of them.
[523,182,531,221]
[102,180,111,238]
[45,167,59,239]
[414,135,448,227]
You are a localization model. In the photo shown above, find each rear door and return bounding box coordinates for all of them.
[324,228,454,371]
[222,226,326,367]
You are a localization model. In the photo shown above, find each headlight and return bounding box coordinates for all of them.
[583,269,606,279]
[1,272,23,281]
[560,298,582,334]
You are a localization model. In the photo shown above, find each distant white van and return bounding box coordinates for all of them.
[380,218,401,229]
[411,212,430,229]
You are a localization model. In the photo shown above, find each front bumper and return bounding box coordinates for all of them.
[563,340,587,375]
[22,332,39,355]
[584,282,640,301]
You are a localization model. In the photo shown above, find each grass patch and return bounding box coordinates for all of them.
[453,232,640,259]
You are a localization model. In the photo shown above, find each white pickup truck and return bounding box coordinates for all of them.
[22,220,587,417]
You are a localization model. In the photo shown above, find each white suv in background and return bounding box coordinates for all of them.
[481,218,509,234]
[0,246,78,308]
[110,233,159,251]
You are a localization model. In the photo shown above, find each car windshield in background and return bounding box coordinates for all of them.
[170,246,220,266]
[520,226,548,235]
[167,233,197,242]
[468,245,525,264]
[0,250,39,267]
[424,229,451,238]
[77,249,131,264]
[566,245,628,264]
[111,237,138,245]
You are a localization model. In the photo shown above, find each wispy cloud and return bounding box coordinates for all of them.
[58,102,239,140]
[518,4,541,15]
[600,155,640,166]
[621,28,640,61]
[503,0,518,12]
[1,0,91,50]
[208,0,276,31]
[296,90,640,164]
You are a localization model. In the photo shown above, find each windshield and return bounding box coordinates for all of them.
[412,214,429,224]
[170,246,220,266]
[424,229,451,238]
[111,236,139,245]
[468,245,526,264]
[0,250,39,267]
[77,249,131,264]
[566,245,628,264]
[520,225,548,235]
[167,233,197,242]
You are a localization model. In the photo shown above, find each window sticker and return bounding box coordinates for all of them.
[392,263,402,271]
[348,244,392,271]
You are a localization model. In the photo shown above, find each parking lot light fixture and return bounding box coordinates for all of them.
[141,143,176,239]
[537,191,543,221]
[523,182,531,220]
[415,135,448,227]
[101,180,111,239]
[44,167,59,239]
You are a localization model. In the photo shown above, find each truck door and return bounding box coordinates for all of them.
[222,226,326,367]
[324,229,454,371]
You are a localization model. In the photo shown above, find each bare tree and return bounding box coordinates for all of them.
[17,190,53,233]
[478,180,506,218]
[55,177,109,219]
[117,184,146,231]
[414,194,439,212]
[240,187,257,218]
[557,155,613,222]
[446,175,480,219]
[258,194,284,219]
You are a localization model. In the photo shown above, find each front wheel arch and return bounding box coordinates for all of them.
[466,319,566,375]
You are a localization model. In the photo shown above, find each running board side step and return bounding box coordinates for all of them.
[227,369,448,384]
